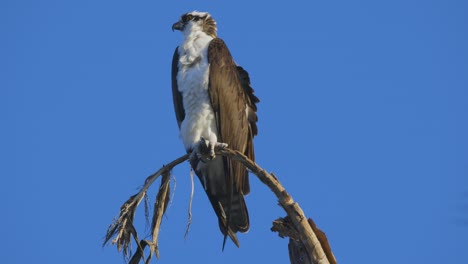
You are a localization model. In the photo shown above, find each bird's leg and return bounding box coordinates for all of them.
[198,137,211,161]
[191,137,228,163]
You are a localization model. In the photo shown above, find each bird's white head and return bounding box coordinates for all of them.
[172,11,217,38]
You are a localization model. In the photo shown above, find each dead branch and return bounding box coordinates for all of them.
[272,217,336,264]
[218,148,335,264]
[103,154,189,260]
[104,148,335,264]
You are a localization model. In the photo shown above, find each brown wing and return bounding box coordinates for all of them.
[235,65,259,194]
[207,38,259,195]
[171,47,185,128]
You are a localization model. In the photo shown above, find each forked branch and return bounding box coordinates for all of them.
[104,147,336,264]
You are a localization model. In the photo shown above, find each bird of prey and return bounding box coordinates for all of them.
[171,11,259,247]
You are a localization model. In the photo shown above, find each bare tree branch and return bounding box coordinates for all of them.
[103,154,189,259]
[104,148,335,264]
[218,148,335,264]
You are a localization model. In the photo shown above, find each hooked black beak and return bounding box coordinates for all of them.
[172,21,184,32]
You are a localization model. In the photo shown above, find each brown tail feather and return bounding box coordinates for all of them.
[210,190,249,232]
[191,155,249,246]
[205,189,249,247]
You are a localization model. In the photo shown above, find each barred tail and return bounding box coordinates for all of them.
[192,155,249,247]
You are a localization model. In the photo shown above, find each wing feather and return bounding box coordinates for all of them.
[171,47,185,128]
[207,38,259,195]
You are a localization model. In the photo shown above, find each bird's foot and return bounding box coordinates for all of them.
[192,137,228,163]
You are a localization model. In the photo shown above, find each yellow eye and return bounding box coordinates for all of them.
[186,15,193,21]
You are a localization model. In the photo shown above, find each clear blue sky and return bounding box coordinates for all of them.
[2,0,467,263]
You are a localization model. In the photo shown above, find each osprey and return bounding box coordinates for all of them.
[171,11,259,247]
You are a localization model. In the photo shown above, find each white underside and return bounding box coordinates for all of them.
[177,31,217,151]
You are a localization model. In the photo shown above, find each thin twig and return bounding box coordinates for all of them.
[184,168,195,239]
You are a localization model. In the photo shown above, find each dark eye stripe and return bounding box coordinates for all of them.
[182,14,204,22]
[182,14,190,22]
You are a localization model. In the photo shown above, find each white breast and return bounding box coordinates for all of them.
[177,33,218,150]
